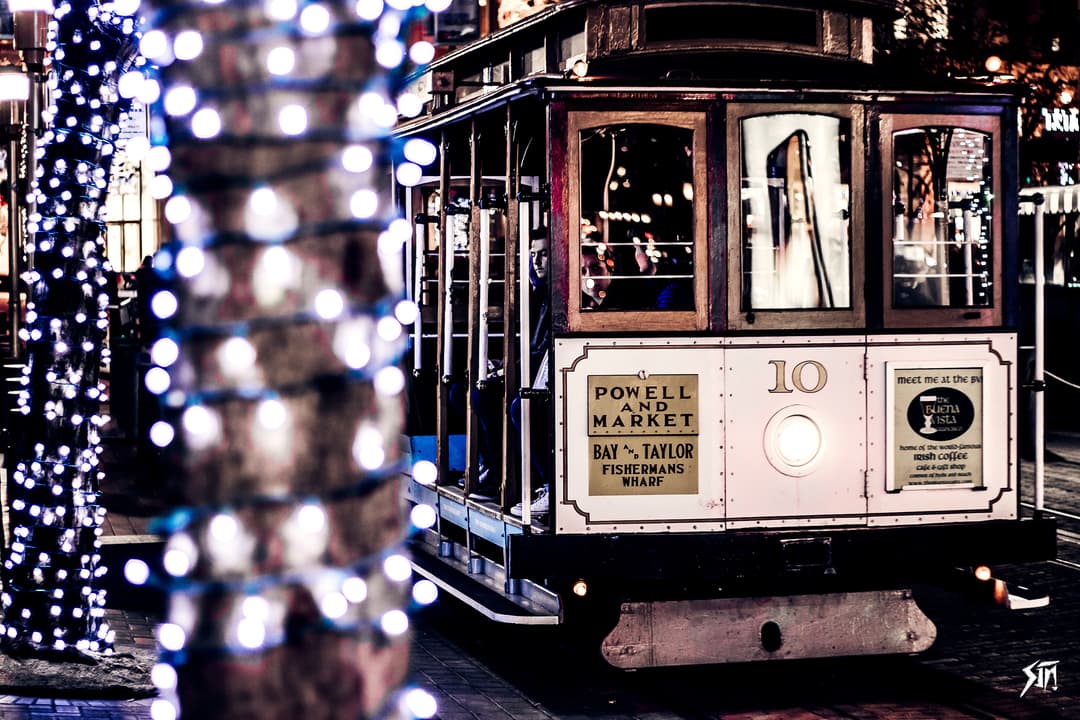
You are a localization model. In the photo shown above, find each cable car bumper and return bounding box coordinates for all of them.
[508,518,1057,591]
[601,589,936,668]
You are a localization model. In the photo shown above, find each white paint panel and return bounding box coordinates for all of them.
[555,338,725,533]
[865,333,1016,525]
[551,333,1018,535]
[724,337,867,527]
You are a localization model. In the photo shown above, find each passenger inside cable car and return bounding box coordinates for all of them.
[580,241,623,310]
[526,232,551,366]
[510,231,552,516]
[631,235,694,311]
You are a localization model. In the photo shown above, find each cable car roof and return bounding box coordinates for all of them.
[424,0,900,74]
[403,0,1019,125]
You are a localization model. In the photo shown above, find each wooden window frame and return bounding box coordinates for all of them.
[566,110,709,333]
[881,113,1002,328]
[725,103,865,331]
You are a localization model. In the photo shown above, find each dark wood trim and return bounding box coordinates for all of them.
[464,119,482,495]
[708,103,727,330]
[502,104,521,508]
[549,102,570,336]
[565,109,709,332]
[436,131,452,487]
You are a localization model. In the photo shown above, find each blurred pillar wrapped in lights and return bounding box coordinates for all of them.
[135,0,441,717]
[0,0,141,656]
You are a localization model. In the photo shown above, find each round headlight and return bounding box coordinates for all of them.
[775,414,821,467]
[764,406,825,477]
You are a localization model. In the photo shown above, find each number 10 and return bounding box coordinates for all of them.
[768,359,828,393]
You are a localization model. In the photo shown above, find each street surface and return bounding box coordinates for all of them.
[0,434,1076,718]
[406,433,1080,719]
[409,563,1080,719]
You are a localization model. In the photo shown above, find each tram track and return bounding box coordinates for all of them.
[1020,502,1080,571]
[1053,556,1080,572]
[1022,502,1080,526]
[1056,528,1080,546]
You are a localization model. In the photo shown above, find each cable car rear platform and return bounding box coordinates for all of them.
[406,480,562,625]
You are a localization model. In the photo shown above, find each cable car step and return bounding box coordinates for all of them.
[409,538,561,625]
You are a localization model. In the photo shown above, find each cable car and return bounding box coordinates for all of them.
[396,0,1056,667]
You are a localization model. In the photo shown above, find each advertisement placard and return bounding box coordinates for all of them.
[890,366,984,489]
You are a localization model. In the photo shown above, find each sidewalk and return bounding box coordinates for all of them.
[1025,430,1080,521]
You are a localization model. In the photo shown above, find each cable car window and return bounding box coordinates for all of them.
[567,111,707,332]
[891,127,993,309]
[881,114,1001,328]
[579,124,695,312]
[738,113,852,311]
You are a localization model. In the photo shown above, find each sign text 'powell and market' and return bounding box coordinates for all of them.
[587,375,699,495]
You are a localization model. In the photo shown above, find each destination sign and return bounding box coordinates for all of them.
[587,374,699,495]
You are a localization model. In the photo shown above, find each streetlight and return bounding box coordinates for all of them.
[9,0,50,74]
[10,0,50,196]
[0,64,27,355]
[8,0,51,359]
[8,0,50,93]
[0,67,28,103]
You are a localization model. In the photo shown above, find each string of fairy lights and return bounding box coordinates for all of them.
[116,0,446,718]
[0,0,142,657]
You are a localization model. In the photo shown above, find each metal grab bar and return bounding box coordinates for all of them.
[477,208,491,383]
[413,219,425,371]
[1033,196,1045,514]
[518,199,533,526]
[442,214,456,380]
[1019,193,1046,515]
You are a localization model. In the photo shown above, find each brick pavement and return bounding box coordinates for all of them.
[0,697,153,719]
[0,613,155,720]
[409,615,556,720]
